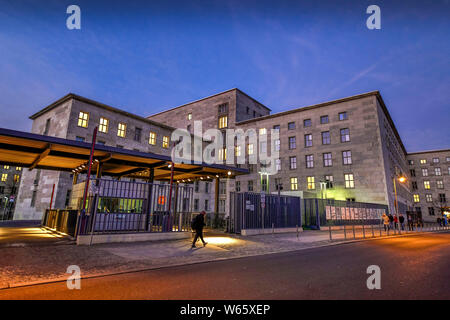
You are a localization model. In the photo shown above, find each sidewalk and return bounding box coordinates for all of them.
[0,228,448,289]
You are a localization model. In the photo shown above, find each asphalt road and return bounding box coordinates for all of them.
[1,232,449,300]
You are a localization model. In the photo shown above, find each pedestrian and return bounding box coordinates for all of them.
[437,217,441,227]
[382,213,390,232]
[191,211,207,248]
[399,214,405,231]
[394,215,399,230]
[388,213,394,230]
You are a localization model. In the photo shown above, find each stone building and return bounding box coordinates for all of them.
[13,89,449,223]
[0,165,22,219]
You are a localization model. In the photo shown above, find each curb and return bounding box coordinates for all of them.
[1,229,448,291]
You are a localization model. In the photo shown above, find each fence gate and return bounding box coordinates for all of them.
[228,192,301,234]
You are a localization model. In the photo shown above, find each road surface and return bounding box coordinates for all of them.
[1,232,449,299]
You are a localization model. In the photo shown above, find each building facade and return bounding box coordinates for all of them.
[0,165,22,219]
[12,89,449,222]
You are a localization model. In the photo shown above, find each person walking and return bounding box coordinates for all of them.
[394,215,399,230]
[382,213,390,232]
[388,213,394,231]
[399,214,405,231]
[191,211,207,248]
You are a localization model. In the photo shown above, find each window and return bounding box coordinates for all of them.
[339,112,348,121]
[320,115,329,124]
[340,128,350,142]
[273,125,280,132]
[412,181,418,190]
[219,181,227,195]
[275,159,281,171]
[187,124,191,132]
[410,169,416,177]
[413,194,420,203]
[289,137,296,149]
[432,157,439,164]
[290,177,298,191]
[194,182,199,192]
[236,181,241,192]
[428,207,435,216]
[205,182,210,193]
[325,175,334,188]
[248,144,254,155]
[420,159,426,164]
[149,132,156,145]
[4,165,9,169]
[448,167,450,175]
[76,136,85,142]
[187,113,192,120]
[31,191,37,207]
[16,167,21,171]
[322,131,330,145]
[117,123,126,138]
[289,156,297,169]
[259,128,267,135]
[307,176,315,190]
[447,157,450,162]
[437,180,444,189]
[435,167,441,176]
[162,136,169,148]
[439,193,446,203]
[253,111,256,117]
[426,194,433,203]
[204,199,209,211]
[77,111,89,128]
[218,115,228,129]
[43,118,51,135]
[97,141,105,145]
[323,153,332,167]
[424,181,430,189]
[260,141,267,154]
[342,151,352,165]
[408,160,414,165]
[246,107,250,114]
[194,199,199,211]
[274,139,280,151]
[303,119,311,127]
[134,128,142,142]
[218,103,228,114]
[304,134,312,147]
[422,168,428,176]
[13,174,19,182]
[99,117,109,133]
[218,148,227,161]
[288,122,295,130]
[248,180,254,192]
[235,145,241,157]
[306,155,314,168]
[1,174,7,182]
[261,178,268,192]
[64,190,72,207]
[344,174,354,189]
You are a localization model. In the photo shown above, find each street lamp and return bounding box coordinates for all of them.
[393,172,407,234]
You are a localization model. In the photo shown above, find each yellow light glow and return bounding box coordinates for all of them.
[204,237,237,245]
[398,176,407,183]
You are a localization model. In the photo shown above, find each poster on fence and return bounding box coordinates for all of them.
[326,206,384,220]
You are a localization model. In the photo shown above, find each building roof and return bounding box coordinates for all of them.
[0,127,248,181]
[29,93,175,131]
[407,149,450,156]
[236,90,408,155]
[146,88,271,119]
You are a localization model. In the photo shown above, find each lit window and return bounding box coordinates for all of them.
[290,177,298,190]
[422,168,428,176]
[274,139,280,151]
[14,174,20,182]
[276,159,281,171]
[218,148,227,161]
[340,128,350,142]
[3,165,9,169]
[77,111,89,128]
[432,157,439,164]
[218,115,228,129]
[344,174,354,189]
[187,113,192,120]
[289,137,296,149]
[289,156,297,170]
[1,174,7,182]
[259,128,267,135]
[420,159,426,164]
[424,181,430,189]
[149,132,156,145]
[413,194,420,203]
[437,180,444,189]
[325,175,334,188]
[323,153,332,167]
[235,146,241,157]
[435,167,441,176]
[162,136,169,148]
[307,176,315,190]
[339,112,348,121]
[16,167,21,171]
[343,151,352,165]
[426,194,433,203]
[99,117,109,133]
[306,155,314,168]
[117,123,126,138]
[248,144,254,155]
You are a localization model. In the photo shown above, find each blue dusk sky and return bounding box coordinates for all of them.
[0,0,448,152]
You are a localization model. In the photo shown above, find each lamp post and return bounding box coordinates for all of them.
[393,172,407,235]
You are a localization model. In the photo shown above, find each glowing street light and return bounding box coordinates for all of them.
[393,172,407,234]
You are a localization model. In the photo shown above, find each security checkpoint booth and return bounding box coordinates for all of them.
[0,128,248,244]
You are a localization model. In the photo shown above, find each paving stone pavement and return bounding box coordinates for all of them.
[0,228,446,289]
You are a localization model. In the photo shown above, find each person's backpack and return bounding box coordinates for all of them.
[191,215,199,230]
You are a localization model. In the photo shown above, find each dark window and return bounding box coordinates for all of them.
[304,134,312,147]
[340,128,350,142]
[288,122,295,130]
[248,180,254,192]
[428,207,435,216]
[289,137,296,149]
[303,119,312,127]
[439,193,447,203]
[236,181,241,192]
[253,111,256,117]
[205,182,210,193]
[408,160,414,165]
[194,182,199,192]
[261,178,268,192]
[410,169,416,177]
[246,107,250,114]
[75,136,85,142]
[134,128,142,142]
[306,155,314,168]
[187,124,191,132]
[204,199,209,211]
[339,112,348,121]
[30,191,37,207]
[343,151,352,165]
[218,103,228,114]
[273,125,280,132]
[64,190,72,207]
[322,131,330,145]
[43,119,51,135]
[323,153,332,167]
[320,115,329,124]
[289,156,297,169]
[412,181,418,190]
[194,199,199,211]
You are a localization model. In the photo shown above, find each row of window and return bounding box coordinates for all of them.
[275,112,348,131]
[409,157,450,165]
[413,193,446,203]
[2,166,21,171]
[412,180,445,190]
[193,199,210,211]
[278,151,353,170]
[411,167,450,177]
[1,173,20,182]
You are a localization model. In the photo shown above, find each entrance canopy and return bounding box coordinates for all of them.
[0,128,248,181]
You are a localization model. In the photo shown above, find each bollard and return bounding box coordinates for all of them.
[272,223,274,236]
[329,225,332,241]
[344,224,347,240]
[362,223,366,239]
[296,224,299,240]
[352,224,356,239]
[371,224,374,238]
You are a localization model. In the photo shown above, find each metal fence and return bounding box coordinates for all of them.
[42,209,78,237]
[75,179,193,236]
